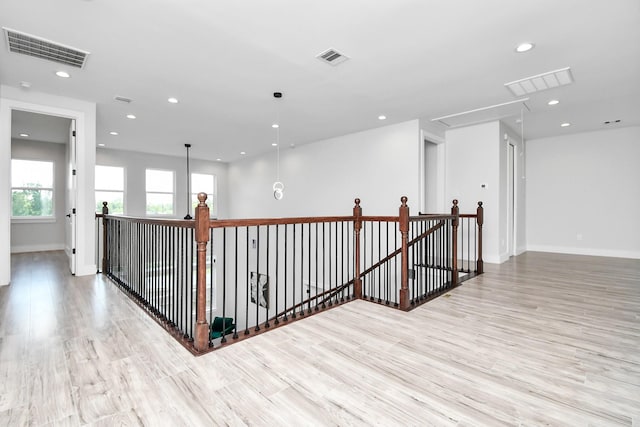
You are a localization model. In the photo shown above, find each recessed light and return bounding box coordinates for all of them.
[20,81,31,88]
[216,158,222,161]
[168,97,178,104]
[548,99,560,106]
[560,123,571,127]
[272,143,278,147]
[19,133,29,137]
[109,131,119,135]
[272,123,279,128]
[240,151,246,155]
[378,115,387,120]
[98,143,105,147]
[55,71,70,78]
[515,42,534,53]
[126,114,136,119]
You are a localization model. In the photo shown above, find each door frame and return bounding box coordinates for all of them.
[1,96,91,284]
[418,129,446,214]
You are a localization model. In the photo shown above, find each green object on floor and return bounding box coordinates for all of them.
[210,316,235,339]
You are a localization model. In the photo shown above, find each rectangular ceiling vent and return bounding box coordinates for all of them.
[316,48,349,66]
[505,67,574,97]
[114,96,133,104]
[3,27,90,69]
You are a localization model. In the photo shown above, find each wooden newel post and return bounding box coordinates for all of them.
[353,198,363,299]
[451,199,459,286]
[399,196,410,310]
[476,201,484,274]
[194,192,210,352]
[101,202,109,274]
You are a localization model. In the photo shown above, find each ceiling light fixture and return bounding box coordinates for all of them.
[19,133,29,137]
[272,123,279,128]
[272,91,285,200]
[168,97,178,104]
[183,143,192,220]
[240,151,246,155]
[378,115,386,120]
[515,42,534,53]
[55,71,70,78]
[271,143,278,146]
[98,143,105,147]
[548,100,560,106]
[216,158,222,161]
[126,114,136,119]
[561,122,571,127]
[109,131,119,135]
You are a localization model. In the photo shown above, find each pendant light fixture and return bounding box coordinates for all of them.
[184,143,193,219]
[272,92,285,200]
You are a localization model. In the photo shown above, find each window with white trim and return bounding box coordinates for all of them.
[95,165,125,214]
[146,169,174,215]
[191,173,217,216]
[11,159,54,218]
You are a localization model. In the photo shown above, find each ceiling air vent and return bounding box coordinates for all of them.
[114,96,133,104]
[316,48,349,66]
[3,27,89,69]
[505,67,574,97]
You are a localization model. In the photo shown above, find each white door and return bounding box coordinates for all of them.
[66,119,77,274]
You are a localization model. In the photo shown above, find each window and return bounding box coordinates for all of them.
[11,159,54,218]
[146,169,174,215]
[95,165,125,214]
[191,173,216,216]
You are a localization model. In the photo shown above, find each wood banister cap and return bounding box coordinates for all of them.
[354,198,360,207]
[400,196,408,207]
[197,192,208,206]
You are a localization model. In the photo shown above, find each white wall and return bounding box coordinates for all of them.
[228,120,422,218]
[526,126,640,259]
[11,139,66,252]
[1,86,97,285]
[96,148,229,219]
[445,122,500,262]
[444,120,526,264]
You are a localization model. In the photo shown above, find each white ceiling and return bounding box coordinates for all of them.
[2,0,639,162]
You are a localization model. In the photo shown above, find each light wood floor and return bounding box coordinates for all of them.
[1,251,639,426]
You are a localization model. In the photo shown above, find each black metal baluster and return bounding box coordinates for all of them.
[292,224,296,319]
[283,225,288,321]
[233,227,239,339]
[255,225,260,332]
[275,224,280,324]
[321,222,326,309]
[245,226,250,335]
[265,226,270,328]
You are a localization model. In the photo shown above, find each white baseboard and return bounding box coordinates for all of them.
[484,254,507,264]
[11,243,65,254]
[526,245,640,260]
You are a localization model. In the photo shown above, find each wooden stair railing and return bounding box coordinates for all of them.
[98,195,483,354]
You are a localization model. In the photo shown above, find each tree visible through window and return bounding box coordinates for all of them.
[95,165,125,214]
[11,159,54,218]
[146,169,174,215]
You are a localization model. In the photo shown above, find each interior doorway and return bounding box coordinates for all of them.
[423,139,440,214]
[10,109,76,273]
[507,141,516,257]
